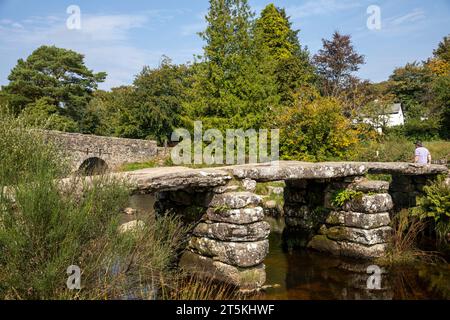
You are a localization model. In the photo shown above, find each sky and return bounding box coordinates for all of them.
[0,0,449,90]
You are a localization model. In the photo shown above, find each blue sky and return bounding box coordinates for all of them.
[0,0,449,90]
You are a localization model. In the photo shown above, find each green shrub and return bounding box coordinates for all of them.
[412,176,450,243]
[278,96,360,161]
[403,118,442,141]
[331,189,363,208]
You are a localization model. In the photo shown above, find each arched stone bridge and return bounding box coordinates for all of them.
[43,130,158,173]
[117,161,448,291]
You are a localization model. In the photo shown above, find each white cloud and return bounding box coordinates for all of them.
[79,14,149,41]
[387,8,426,26]
[287,0,363,19]
[11,22,23,29]
[0,12,172,89]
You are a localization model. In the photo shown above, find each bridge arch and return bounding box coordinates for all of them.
[77,157,109,176]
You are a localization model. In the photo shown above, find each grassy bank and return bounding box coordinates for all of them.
[352,136,450,163]
[0,116,192,300]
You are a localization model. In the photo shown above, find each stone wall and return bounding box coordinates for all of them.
[308,178,393,259]
[43,130,158,171]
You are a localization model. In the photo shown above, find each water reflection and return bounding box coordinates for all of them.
[121,194,156,223]
[261,228,449,300]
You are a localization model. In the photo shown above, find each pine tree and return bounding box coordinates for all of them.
[185,0,279,132]
[255,4,316,106]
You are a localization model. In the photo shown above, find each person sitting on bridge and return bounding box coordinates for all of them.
[414,141,431,165]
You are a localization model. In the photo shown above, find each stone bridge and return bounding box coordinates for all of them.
[43,130,158,173]
[118,161,448,291]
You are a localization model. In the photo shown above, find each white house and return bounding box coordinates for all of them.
[359,103,405,133]
[384,103,405,127]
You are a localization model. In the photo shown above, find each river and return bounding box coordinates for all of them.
[127,194,450,300]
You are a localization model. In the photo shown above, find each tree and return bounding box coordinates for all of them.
[255,4,316,106]
[185,0,280,132]
[433,34,450,63]
[130,57,191,142]
[313,31,365,98]
[2,45,106,127]
[388,62,432,118]
[19,97,78,132]
[255,4,300,60]
[358,93,396,133]
[277,94,360,161]
[84,57,191,143]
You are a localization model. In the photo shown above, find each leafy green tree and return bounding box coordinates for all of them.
[2,45,106,126]
[433,34,450,63]
[19,97,78,132]
[432,74,450,139]
[185,0,280,132]
[255,4,300,60]
[130,57,191,142]
[85,58,190,143]
[388,62,432,118]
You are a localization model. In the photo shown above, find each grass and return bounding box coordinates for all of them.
[352,135,450,163]
[426,140,450,162]
[167,275,243,300]
[119,156,174,171]
[0,115,192,300]
[366,173,392,182]
[376,210,444,266]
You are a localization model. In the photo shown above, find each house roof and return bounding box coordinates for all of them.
[387,103,402,115]
[358,103,403,119]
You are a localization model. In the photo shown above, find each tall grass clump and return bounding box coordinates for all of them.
[377,210,443,266]
[0,115,190,299]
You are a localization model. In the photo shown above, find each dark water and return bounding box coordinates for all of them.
[260,220,450,300]
[127,195,450,300]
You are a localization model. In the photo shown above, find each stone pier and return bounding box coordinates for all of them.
[155,179,270,290]
[308,178,393,258]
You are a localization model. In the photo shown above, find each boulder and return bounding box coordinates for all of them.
[323,225,392,246]
[284,204,310,217]
[123,207,137,215]
[339,241,388,258]
[267,186,284,195]
[343,194,393,213]
[205,206,264,225]
[179,251,266,290]
[284,188,307,204]
[326,211,391,229]
[193,221,270,242]
[308,235,388,258]
[209,192,262,209]
[242,178,257,192]
[264,200,277,209]
[352,180,390,193]
[118,220,145,234]
[213,185,240,194]
[307,235,341,255]
[188,237,269,267]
